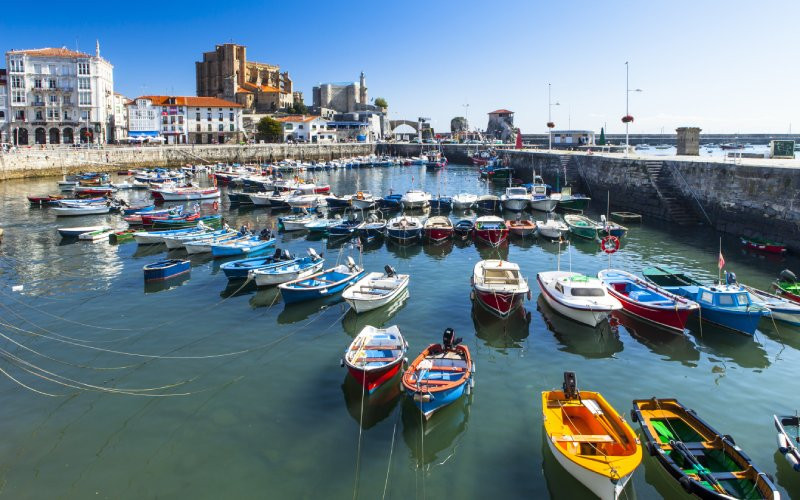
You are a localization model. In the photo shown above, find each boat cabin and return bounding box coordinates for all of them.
[554,275,607,297]
[685,285,753,308]
[505,187,528,198]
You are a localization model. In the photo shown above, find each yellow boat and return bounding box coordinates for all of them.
[542,372,642,499]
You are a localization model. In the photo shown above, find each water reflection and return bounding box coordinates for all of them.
[340,289,409,337]
[132,244,166,259]
[773,450,800,495]
[475,242,509,261]
[386,240,422,259]
[422,240,454,259]
[537,296,623,359]
[277,299,345,325]
[401,394,471,466]
[615,312,700,367]
[759,320,800,353]
[143,273,190,294]
[341,372,402,430]
[690,321,770,370]
[472,302,530,350]
[219,279,258,299]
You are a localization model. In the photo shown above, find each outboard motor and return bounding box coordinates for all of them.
[725,271,737,285]
[384,265,396,277]
[442,328,462,351]
[779,269,797,284]
[563,371,579,400]
[260,228,271,240]
[281,249,293,260]
[272,248,283,260]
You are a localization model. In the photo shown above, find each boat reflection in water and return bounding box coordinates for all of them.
[537,296,623,359]
[277,298,346,325]
[475,242,508,261]
[385,240,422,259]
[614,311,700,367]
[689,320,770,370]
[774,449,800,495]
[143,273,190,294]
[341,289,410,337]
[472,302,530,350]
[219,279,258,299]
[248,286,281,309]
[341,372,402,430]
[402,393,471,467]
[422,239,454,259]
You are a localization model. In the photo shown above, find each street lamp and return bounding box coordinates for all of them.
[624,61,643,155]
[548,83,560,151]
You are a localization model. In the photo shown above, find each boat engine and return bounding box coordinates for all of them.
[779,269,797,283]
[384,265,396,277]
[563,371,579,400]
[442,328,462,351]
[725,271,737,285]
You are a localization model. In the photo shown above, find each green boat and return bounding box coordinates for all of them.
[563,214,602,240]
[109,229,137,244]
[553,186,590,211]
[773,269,800,304]
[632,398,779,499]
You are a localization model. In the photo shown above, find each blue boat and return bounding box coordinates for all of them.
[220,249,294,279]
[278,258,365,304]
[143,259,191,282]
[325,195,351,209]
[122,204,155,215]
[643,266,769,335]
[386,215,423,243]
[401,329,474,420]
[359,215,387,242]
[211,236,275,258]
[252,250,325,287]
[430,196,453,212]
[377,193,403,210]
[305,216,342,233]
[328,217,364,239]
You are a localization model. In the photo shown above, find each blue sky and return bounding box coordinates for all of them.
[3,0,798,134]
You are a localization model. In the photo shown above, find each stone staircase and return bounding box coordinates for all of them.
[559,154,592,197]
[644,160,702,225]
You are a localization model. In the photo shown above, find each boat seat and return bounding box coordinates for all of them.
[554,434,614,443]
[709,472,740,481]
[426,366,466,372]
[414,379,455,386]
[680,442,710,450]
[359,357,397,363]
[352,345,403,350]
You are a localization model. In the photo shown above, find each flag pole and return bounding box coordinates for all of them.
[718,237,722,285]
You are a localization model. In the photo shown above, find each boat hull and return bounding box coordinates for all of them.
[473,288,525,318]
[538,276,613,326]
[253,261,324,287]
[143,260,191,282]
[347,360,403,393]
[530,198,559,212]
[280,270,366,304]
[501,198,528,212]
[474,229,508,247]
[425,227,453,242]
[546,433,633,500]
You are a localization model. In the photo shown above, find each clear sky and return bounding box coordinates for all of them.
[3,0,798,134]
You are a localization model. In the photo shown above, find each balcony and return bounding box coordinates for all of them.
[31,102,46,107]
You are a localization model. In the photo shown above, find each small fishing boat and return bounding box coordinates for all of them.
[328,216,364,239]
[134,225,209,245]
[220,248,294,279]
[402,329,474,420]
[473,216,508,247]
[342,266,410,313]
[537,271,623,326]
[377,193,403,210]
[162,228,230,249]
[358,213,387,242]
[279,213,315,232]
[453,219,474,241]
[343,325,408,393]
[610,212,642,223]
[600,215,628,238]
[350,191,376,210]
[400,189,431,210]
[429,196,452,212]
[183,231,242,254]
[475,194,501,213]
[278,257,365,304]
[304,216,342,233]
[500,187,530,212]
[52,204,111,216]
[552,186,590,211]
[529,184,558,212]
[28,194,64,205]
[286,192,326,211]
[506,219,536,237]
[536,217,569,239]
[773,270,800,304]
[744,284,800,326]
[109,229,137,244]
[386,215,423,243]
[121,203,155,215]
[632,398,780,499]
[325,194,351,209]
[252,249,324,287]
[211,235,275,258]
[57,225,110,238]
[78,227,114,241]
[423,216,454,242]
[774,414,800,473]
[152,186,220,201]
[740,236,787,254]
[642,266,769,335]
[472,259,529,318]
[543,372,641,500]
[598,269,699,333]
[143,259,191,282]
[452,193,478,210]
[564,214,603,240]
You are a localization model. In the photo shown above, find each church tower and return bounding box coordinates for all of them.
[359,72,367,105]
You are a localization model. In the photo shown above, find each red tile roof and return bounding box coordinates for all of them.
[488,109,513,115]
[9,47,91,58]
[275,115,321,123]
[134,95,243,108]
[240,82,282,93]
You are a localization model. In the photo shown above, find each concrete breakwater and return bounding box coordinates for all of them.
[503,150,800,252]
[0,143,375,180]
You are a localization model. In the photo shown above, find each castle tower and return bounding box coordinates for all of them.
[359,72,367,105]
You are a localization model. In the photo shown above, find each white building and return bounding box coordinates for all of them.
[275,115,334,143]
[111,92,129,143]
[0,69,7,143]
[127,95,243,144]
[5,43,114,145]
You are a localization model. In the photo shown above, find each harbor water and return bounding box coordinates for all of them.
[0,164,799,499]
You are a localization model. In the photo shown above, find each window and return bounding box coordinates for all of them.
[718,295,734,306]
[196,124,201,132]
[78,78,90,90]
[735,293,749,306]
[229,112,234,121]
[162,117,168,124]
[700,291,713,303]
[195,112,200,120]
[63,111,70,120]
[49,95,58,104]
[78,62,90,75]
[33,95,44,106]
[218,112,223,120]
[48,64,56,75]
[63,96,71,105]
[79,92,92,105]
[218,124,223,131]
[12,91,25,104]
[47,109,56,120]
[81,110,90,120]
[11,76,22,88]
[48,79,56,89]
[0,111,4,119]
[298,124,304,130]
[229,124,234,131]
[9,59,24,72]
[35,110,43,120]
[207,134,212,143]
[33,64,41,74]
[34,78,42,88]
[284,124,293,130]
[570,288,605,297]
[15,110,25,120]
[170,116,175,124]
[207,112,212,120]
[178,116,184,124]
[207,124,212,131]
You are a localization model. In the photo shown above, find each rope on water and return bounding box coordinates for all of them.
[381,407,401,500]
[352,370,367,500]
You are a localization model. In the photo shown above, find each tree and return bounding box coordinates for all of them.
[256,117,284,143]
[374,97,388,109]
[287,101,308,115]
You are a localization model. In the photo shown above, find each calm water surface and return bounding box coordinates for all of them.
[0,164,799,499]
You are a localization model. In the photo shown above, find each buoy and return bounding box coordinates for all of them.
[778,433,789,453]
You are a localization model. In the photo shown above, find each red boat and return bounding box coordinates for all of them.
[423,216,454,242]
[343,325,407,393]
[473,216,509,247]
[472,259,530,318]
[740,237,787,255]
[27,194,63,205]
[313,184,330,194]
[141,213,199,226]
[598,269,699,333]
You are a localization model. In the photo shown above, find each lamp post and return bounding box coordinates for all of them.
[548,83,560,150]
[624,61,643,156]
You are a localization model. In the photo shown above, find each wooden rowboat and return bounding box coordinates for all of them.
[343,325,407,393]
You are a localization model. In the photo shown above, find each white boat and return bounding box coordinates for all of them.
[252,250,325,287]
[79,228,114,241]
[537,271,622,326]
[163,228,231,249]
[342,266,410,313]
[472,260,529,318]
[350,191,376,210]
[184,232,243,255]
[248,191,274,206]
[529,184,558,212]
[280,214,315,231]
[286,193,326,210]
[400,189,431,210]
[156,187,220,201]
[536,218,569,239]
[52,204,111,216]
[500,187,530,212]
[452,193,478,210]
[57,225,111,238]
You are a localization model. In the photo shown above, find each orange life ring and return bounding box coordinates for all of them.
[212,201,219,211]
[357,191,364,200]
[601,235,620,254]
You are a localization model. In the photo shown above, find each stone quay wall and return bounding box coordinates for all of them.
[0,143,376,180]
[503,151,800,252]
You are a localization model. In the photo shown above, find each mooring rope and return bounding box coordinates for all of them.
[352,371,367,500]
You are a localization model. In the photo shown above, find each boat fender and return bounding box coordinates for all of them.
[413,393,433,403]
[722,434,736,446]
[785,451,800,470]
[340,358,345,368]
[346,256,356,269]
[465,384,471,396]
[678,476,692,493]
[645,440,658,457]
[212,200,219,211]
[778,433,790,453]
[630,409,638,423]
[471,361,476,374]
[470,290,475,301]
